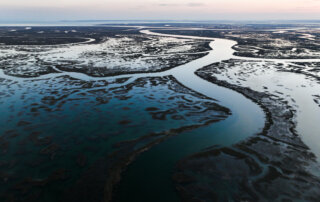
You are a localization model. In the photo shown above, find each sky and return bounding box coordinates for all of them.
[0,0,320,21]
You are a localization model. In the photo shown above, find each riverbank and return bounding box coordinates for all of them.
[168,64,320,201]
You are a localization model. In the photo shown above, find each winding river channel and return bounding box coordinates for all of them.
[1,27,320,201]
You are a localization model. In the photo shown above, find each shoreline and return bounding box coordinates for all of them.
[196,67,309,149]
[1,25,319,201]
[171,67,320,201]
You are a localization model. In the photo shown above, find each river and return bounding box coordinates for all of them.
[0,27,319,201]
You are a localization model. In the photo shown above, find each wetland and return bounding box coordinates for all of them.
[0,23,320,201]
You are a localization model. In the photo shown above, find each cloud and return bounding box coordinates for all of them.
[158,3,178,7]
[157,2,205,7]
[187,3,205,7]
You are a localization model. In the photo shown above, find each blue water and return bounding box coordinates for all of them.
[115,95,264,202]
[0,75,251,201]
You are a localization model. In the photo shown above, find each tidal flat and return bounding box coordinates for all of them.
[0,75,231,201]
[0,24,320,201]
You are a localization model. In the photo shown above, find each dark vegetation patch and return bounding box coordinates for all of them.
[154,24,320,59]
[0,26,138,45]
